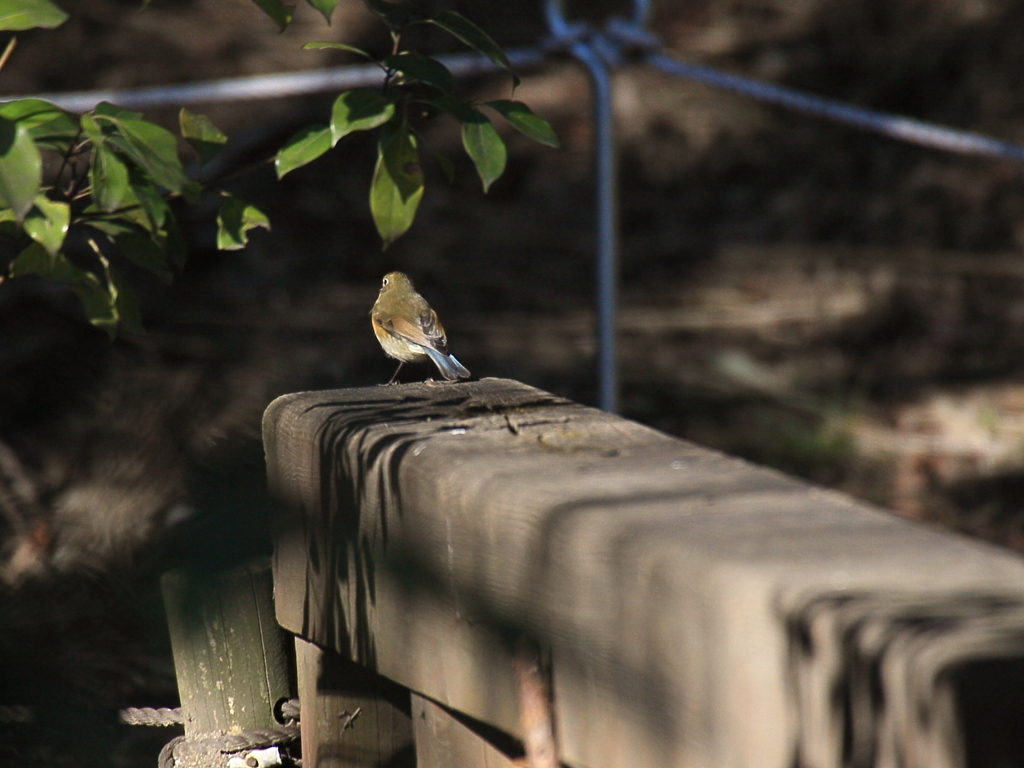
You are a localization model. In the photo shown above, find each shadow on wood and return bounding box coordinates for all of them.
[264,378,1024,768]
[162,559,290,738]
[294,636,413,768]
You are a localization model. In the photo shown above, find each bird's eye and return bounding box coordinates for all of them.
[382,278,389,287]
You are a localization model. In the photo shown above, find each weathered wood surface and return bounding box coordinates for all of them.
[294,636,413,767]
[162,560,290,738]
[412,694,523,768]
[264,378,1024,768]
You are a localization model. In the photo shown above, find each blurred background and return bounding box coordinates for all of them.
[5,0,1024,764]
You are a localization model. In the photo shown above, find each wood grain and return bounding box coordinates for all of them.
[162,560,290,738]
[294,636,413,768]
[412,693,524,768]
[265,378,1024,768]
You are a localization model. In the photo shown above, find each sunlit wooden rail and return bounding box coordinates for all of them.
[262,377,1024,768]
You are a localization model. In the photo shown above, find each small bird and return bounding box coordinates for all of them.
[371,271,470,384]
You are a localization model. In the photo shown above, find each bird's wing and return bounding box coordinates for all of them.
[380,310,448,353]
[371,309,391,333]
[417,308,449,353]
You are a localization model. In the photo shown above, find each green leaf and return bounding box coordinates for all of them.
[180,178,203,205]
[111,228,173,284]
[461,108,506,192]
[0,99,77,150]
[304,0,337,24]
[0,117,41,221]
[79,111,103,144]
[9,240,56,277]
[82,197,156,238]
[426,143,454,184]
[0,205,19,238]
[302,42,373,58]
[216,194,271,250]
[179,109,227,166]
[9,242,117,335]
[382,52,453,93]
[250,0,295,31]
[381,126,422,201]
[370,127,423,249]
[83,217,136,238]
[104,260,143,335]
[91,144,130,212]
[422,93,471,121]
[75,279,118,335]
[360,0,414,29]
[162,215,187,270]
[0,0,67,31]
[95,106,189,193]
[330,90,394,145]
[0,98,62,129]
[483,100,559,148]
[428,10,519,88]
[27,113,78,149]
[275,124,331,178]
[23,195,69,255]
[93,102,143,121]
[86,214,182,282]
[126,174,170,232]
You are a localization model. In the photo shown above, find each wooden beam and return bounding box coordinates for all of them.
[264,378,1024,768]
[412,694,524,768]
[294,636,413,768]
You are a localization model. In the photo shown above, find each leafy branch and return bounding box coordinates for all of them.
[0,0,557,335]
[285,0,558,248]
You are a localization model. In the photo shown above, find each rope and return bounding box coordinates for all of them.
[173,725,301,756]
[157,725,300,768]
[125,699,301,766]
[278,698,300,722]
[118,706,184,727]
[0,705,33,723]
[157,735,184,768]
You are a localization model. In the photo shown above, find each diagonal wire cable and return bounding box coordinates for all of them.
[13,3,1024,416]
[12,39,1024,166]
[645,51,1024,163]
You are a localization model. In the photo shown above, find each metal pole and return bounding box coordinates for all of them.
[545,0,620,412]
[576,48,619,413]
[631,0,652,27]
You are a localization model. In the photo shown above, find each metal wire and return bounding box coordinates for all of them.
[14,1,1024,413]
[10,48,546,113]
[645,52,1024,163]
[541,0,1024,412]
[631,0,653,27]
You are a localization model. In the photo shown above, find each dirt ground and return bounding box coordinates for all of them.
[5,0,1024,764]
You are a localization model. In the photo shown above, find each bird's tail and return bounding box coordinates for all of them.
[424,347,471,380]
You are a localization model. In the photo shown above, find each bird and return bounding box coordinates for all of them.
[370,271,470,384]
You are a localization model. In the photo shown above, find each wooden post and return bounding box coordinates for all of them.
[294,636,413,768]
[162,559,290,737]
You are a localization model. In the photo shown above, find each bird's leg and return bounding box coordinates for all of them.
[387,362,404,385]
